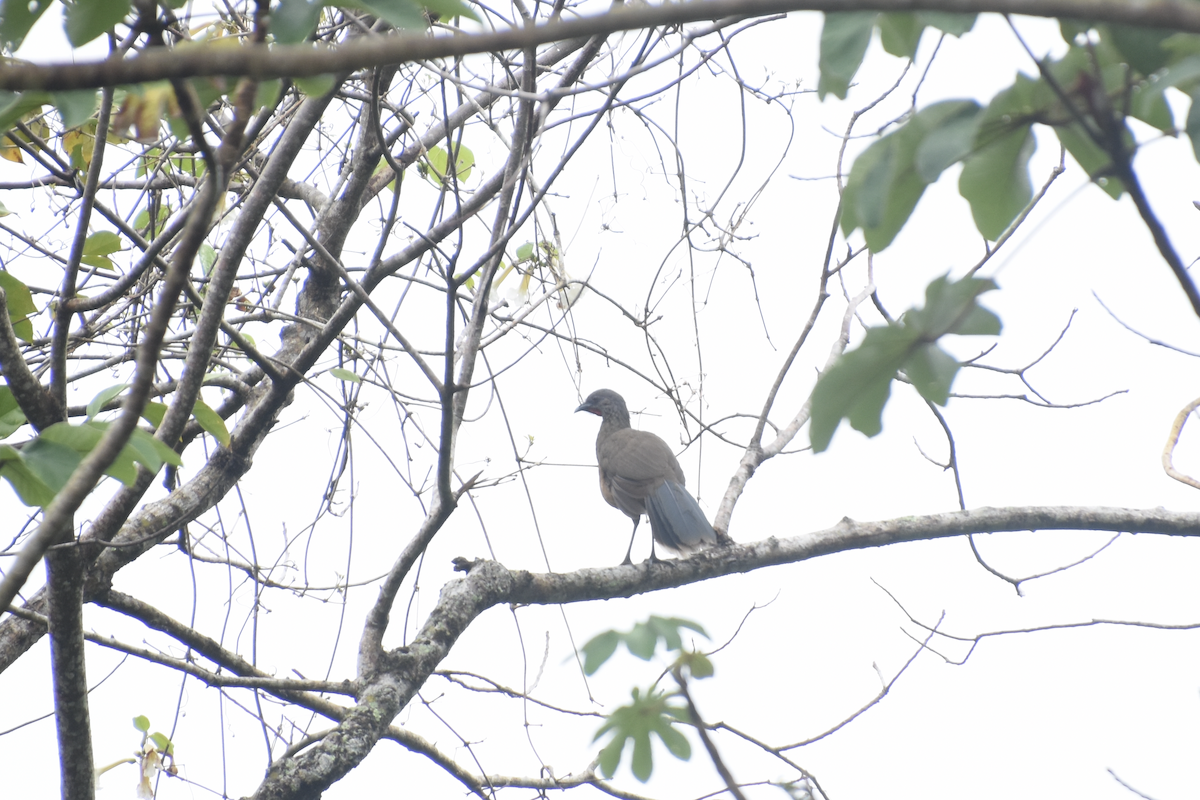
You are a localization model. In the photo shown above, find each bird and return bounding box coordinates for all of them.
[575,388,717,564]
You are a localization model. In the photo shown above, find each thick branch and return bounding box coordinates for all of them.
[6,1,1200,90]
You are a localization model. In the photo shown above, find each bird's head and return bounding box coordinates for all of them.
[575,389,630,423]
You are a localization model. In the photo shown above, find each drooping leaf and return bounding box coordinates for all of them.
[0,444,56,506]
[810,275,1000,452]
[272,0,325,44]
[878,13,923,59]
[0,387,27,438]
[52,90,99,129]
[0,270,35,342]
[818,11,876,100]
[420,0,477,22]
[423,143,474,188]
[198,243,218,275]
[593,687,693,782]
[959,122,1035,241]
[329,367,362,384]
[914,100,982,182]
[191,397,230,447]
[915,11,976,37]
[958,74,1041,240]
[22,437,83,494]
[1107,24,1174,76]
[293,73,336,98]
[87,384,128,419]
[581,630,620,675]
[842,100,981,251]
[0,0,52,52]
[342,0,424,30]
[63,0,132,47]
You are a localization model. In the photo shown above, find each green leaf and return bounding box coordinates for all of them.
[64,0,133,48]
[630,729,653,781]
[0,0,52,52]
[581,630,620,675]
[625,621,657,660]
[330,367,362,384]
[341,0,424,30]
[293,73,336,98]
[83,230,121,256]
[593,688,692,783]
[52,90,99,129]
[843,101,980,251]
[424,143,474,188]
[198,243,217,275]
[141,401,167,429]
[22,437,82,493]
[0,91,51,137]
[0,444,55,506]
[959,122,1035,241]
[1054,122,1124,199]
[255,79,282,110]
[597,730,625,779]
[192,397,230,447]
[1059,19,1093,45]
[133,715,150,733]
[0,387,27,438]
[87,384,127,419]
[148,732,171,752]
[905,343,960,405]
[915,12,976,37]
[818,11,876,100]
[914,100,982,182]
[0,269,35,341]
[810,275,1000,452]
[515,242,535,261]
[878,13,922,59]
[1129,79,1174,133]
[655,720,691,760]
[680,651,714,679]
[272,0,325,44]
[420,0,477,21]
[1107,24,1173,76]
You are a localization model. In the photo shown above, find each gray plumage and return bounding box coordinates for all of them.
[575,388,717,563]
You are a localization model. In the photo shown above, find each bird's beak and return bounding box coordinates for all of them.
[575,401,598,415]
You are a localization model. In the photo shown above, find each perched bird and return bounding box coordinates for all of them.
[575,389,717,564]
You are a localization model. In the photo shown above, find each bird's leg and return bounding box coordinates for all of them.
[648,539,663,564]
[621,519,639,565]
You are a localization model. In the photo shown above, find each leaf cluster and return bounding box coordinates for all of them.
[824,13,1200,249]
[809,274,1000,452]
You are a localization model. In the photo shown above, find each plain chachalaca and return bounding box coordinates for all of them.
[575,389,716,564]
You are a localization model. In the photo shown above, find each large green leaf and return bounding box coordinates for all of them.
[52,90,99,129]
[916,11,977,37]
[878,13,922,59]
[0,387,27,438]
[0,270,35,341]
[0,0,52,52]
[0,444,56,506]
[593,688,692,782]
[842,100,980,251]
[810,275,1000,452]
[272,0,325,44]
[1107,24,1174,76]
[818,12,876,100]
[64,0,132,47]
[959,123,1035,241]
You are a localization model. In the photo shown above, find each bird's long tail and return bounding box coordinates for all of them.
[646,481,717,553]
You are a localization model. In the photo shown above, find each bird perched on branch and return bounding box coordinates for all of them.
[575,389,717,564]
